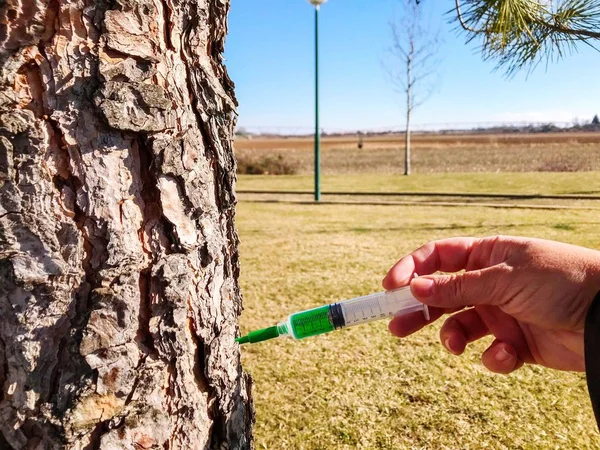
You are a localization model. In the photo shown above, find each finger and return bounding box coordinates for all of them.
[383,238,478,289]
[384,237,511,290]
[388,306,463,338]
[382,253,419,290]
[409,265,508,309]
[475,305,535,364]
[481,340,523,374]
[388,307,442,337]
[439,308,490,355]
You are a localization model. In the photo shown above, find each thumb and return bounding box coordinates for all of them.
[410,267,502,309]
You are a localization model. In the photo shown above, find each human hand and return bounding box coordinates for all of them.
[383,236,600,373]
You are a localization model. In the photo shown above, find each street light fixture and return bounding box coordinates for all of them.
[307,0,327,201]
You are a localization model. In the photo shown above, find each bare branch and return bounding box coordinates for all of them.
[455,0,483,33]
[386,0,442,175]
[387,0,440,111]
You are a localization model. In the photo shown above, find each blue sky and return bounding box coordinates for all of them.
[225,0,600,133]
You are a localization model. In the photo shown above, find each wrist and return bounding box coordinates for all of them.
[582,253,600,326]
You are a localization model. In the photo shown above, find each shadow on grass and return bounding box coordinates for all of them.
[325,222,600,234]
[563,190,600,195]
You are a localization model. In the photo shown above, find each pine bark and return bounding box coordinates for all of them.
[0,1,254,449]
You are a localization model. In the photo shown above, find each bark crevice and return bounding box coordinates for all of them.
[160,0,175,52]
[0,336,6,403]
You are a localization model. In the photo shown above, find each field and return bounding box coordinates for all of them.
[235,132,600,174]
[235,167,600,448]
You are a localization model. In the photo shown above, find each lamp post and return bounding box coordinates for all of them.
[308,0,326,202]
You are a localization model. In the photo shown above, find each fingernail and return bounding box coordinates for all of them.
[412,277,435,297]
[443,337,453,353]
[496,347,512,362]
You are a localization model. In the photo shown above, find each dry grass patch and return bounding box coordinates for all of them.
[235,133,600,174]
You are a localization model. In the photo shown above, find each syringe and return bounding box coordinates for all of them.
[236,286,429,344]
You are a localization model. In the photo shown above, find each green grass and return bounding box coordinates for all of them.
[236,173,600,449]
[237,172,600,195]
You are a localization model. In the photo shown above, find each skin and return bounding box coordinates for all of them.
[383,236,600,374]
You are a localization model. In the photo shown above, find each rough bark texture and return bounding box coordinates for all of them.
[0,1,254,449]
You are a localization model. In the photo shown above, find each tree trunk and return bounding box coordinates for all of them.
[0,1,254,449]
[404,39,413,176]
[404,113,411,176]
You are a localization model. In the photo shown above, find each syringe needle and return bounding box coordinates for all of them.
[236,326,280,344]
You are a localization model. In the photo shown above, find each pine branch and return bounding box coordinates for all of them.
[453,0,600,74]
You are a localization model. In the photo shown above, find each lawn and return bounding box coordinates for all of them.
[238,172,600,195]
[236,173,600,449]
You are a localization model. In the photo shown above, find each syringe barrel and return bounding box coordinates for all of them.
[335,287,428,328]
[285,305,335,340]
[284,287,428,340]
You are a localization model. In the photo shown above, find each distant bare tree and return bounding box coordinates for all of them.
[388,0,441,175]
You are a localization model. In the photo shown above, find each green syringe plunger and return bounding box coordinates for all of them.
[236,287,429,345]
